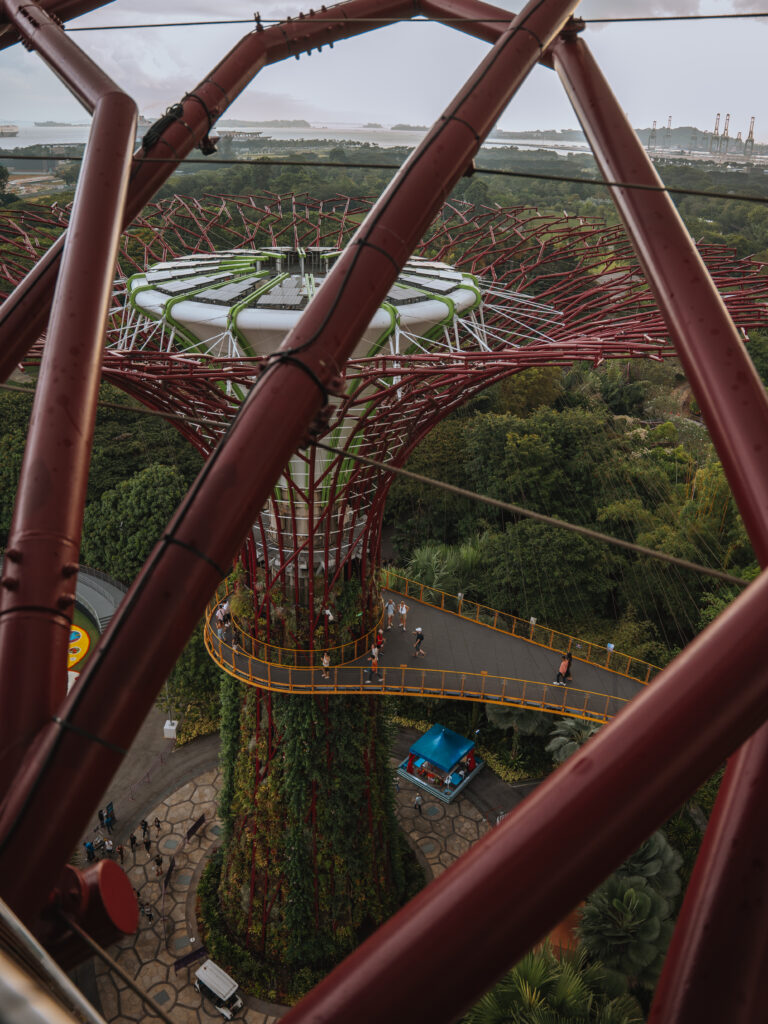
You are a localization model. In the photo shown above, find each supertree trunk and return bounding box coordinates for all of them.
[219,687,405,988]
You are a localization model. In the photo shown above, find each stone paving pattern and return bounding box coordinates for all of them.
[95,761,491,1023]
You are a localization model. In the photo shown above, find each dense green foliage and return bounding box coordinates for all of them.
[0,383,202,545]
[546,718,601,765]
[218,673,245,844]
[391,360,757,659]
[81,463,188,584]
[578,875,675,994]
[462,946,644,1024]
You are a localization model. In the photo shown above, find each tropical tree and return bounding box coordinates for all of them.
[484,705,553,772]
[578,874,674,992]
[462,945,644,1023]
[617,830,682,902]
[81,462,189,584]
[546,717,601,765]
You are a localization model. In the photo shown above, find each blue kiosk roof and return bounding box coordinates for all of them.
[409,724,474,774]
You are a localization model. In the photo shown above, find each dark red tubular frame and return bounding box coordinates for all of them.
[0,0,579,926]
[1,0,768,1019]
[0,0,514,381]
[552,36,768,1024]
[0,0,136,790]
[0,0,113,50]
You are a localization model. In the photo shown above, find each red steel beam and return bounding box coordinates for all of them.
[0,0,515,380]
[0,0,578,928]
[551,34,768,1024]
[0,0,114,50]
[0,0,136,790]
[649,726,768,1022]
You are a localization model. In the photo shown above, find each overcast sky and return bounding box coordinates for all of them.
[1,0,767,141]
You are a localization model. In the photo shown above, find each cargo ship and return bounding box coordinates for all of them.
[0,124,19,137]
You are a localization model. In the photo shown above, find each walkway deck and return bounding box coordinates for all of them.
[205,591,646,724]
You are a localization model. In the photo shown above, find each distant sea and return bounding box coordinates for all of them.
[0,120,591,155]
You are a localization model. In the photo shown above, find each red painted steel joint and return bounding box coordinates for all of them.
[37,861,138,969]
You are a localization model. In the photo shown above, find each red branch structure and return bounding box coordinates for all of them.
[3,1,768,1021]
[5,192,767,644]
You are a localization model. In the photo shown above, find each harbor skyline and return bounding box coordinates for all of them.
[1,2,767,143]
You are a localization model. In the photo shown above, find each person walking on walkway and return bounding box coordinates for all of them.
[555,652,572,686]
[321,652,330,679]
[369,644,379,680]
[413,627,425,657]
[385,598,395,630]
[117,844,125,864]
[144,838,151,856]
[399,601,409,631]
[97,808,104,829]
[140,819,149,839]
[129,832,137,855]
[414,794,423,815]
[154,854,163,877]
[153,816,161,835]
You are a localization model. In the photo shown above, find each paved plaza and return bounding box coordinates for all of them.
[91,732,506,1024]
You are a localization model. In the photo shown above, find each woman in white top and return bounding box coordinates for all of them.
[398,601,409,630]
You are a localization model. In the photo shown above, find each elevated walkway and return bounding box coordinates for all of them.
[204,578,654,724]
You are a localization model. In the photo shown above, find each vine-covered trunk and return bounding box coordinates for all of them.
[219,688,406,976]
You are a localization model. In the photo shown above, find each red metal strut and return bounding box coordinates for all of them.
[552,35,768,1024]
[0,0,136,791]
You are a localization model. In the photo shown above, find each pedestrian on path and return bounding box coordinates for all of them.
[369,644,379,679]
[104,838,114,857]
[84,841,95,862]
[140,819,148,839]
[144,838,151,855]
[117,844,125,864]
[104,813,114,834]
[129,832,137,855]
[321,652,330,680]
[399,601,409,630]
[153,816,161,834]
[413,627,425,657]
[555,652,572,686]
[154,854,163,877]
[385,598,395,630]
[414,794,423,815]
[97,809,104,828]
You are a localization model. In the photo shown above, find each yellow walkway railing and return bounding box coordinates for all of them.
[203,617,632,725]
[211,580,381,666]
[380,569,659,685]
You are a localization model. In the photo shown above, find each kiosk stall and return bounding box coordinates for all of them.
[397,723,483,803]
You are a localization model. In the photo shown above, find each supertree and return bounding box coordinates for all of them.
[6,0,768,1018]
[7,189,767,991]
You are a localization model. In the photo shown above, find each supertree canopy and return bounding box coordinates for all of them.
[7,190,765,647]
